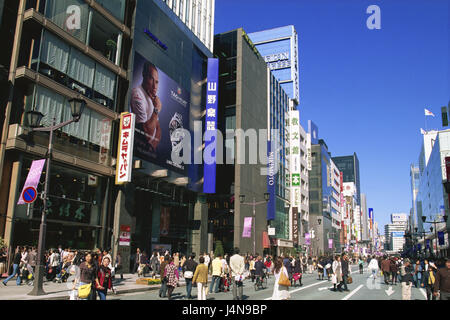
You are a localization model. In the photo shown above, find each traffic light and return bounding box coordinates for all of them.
[442,106,449,127]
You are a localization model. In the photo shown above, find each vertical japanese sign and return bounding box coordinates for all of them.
[115,112,136,185]
[328,239,333,249]
[203,58,219,194]
[242,217,253,238]
[18,159,46,205]
[267,141,276,221]
[119,225,131,246]
[99,118,112,166]
[289,111,301,208]
[292,207,299,245]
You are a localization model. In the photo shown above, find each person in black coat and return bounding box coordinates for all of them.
[292,257,303,287]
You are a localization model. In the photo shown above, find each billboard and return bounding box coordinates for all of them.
[203,58,219,193]
[130,52,190,174]
[392,232,405,238]
[391,213,408,223]
[116,113,136,185]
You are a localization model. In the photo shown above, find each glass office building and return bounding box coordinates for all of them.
[332,154,361,206]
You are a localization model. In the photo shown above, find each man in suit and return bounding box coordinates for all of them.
[230,248,245,300]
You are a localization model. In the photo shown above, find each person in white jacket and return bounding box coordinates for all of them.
[368,256,379,279]
[332,256,343,292]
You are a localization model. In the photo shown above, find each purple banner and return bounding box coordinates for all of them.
[242,217,253,238]
[18,159,46,205]
[305,233,311,245]
[328,239,333,249]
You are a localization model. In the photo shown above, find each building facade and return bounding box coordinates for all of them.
[332,153,361,206]
[248,25,300,104]
[0,0,215,272]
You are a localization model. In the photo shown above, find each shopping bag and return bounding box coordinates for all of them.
[331,274,337,284]
[78,283,92,299]
[347,276,353,284]
[278,270,291,287]
[69,290,78,300]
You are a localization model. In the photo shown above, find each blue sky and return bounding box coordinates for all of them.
[214,0,449,231]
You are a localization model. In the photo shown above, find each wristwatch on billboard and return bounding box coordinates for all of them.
[169,112,185,155]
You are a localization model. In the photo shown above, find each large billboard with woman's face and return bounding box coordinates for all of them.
[130,53,190,174]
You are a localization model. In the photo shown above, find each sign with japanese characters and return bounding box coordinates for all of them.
[242,217,253,238]
[116,112,136,185]
[203,58,219,193]
[119,225,131,246]
[289,110,301,208]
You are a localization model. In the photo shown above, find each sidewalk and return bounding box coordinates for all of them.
[0,274,190,300]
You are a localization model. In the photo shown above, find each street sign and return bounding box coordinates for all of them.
[22,187,37,204]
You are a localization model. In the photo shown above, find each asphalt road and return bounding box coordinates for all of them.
[112,266,428,301]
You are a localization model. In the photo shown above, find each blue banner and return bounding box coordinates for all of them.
[203,58,219,194]
[267,141,276,221]
[438,231,445,246]
[426,239,430,249]
[417,244,422,251]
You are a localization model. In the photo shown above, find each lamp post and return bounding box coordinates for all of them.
[27,98,85,296]
[421,215,448,259]
[239,193,270,256]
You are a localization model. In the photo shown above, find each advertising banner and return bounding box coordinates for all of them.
[242,217,253,238]
[119,225,131,246]
[328,239,333,249]
[18,159,46,205]
[203,58,219,193]
[392,232,405,238]
[305,233,311,245]
[160,207,171,237]
[438,231,445,246]
[292,207,299,245]
[426,239,430,249]
[267,141,276,221]
[130,52,190,174]
[116,113,136,185]
[289,111,301,208]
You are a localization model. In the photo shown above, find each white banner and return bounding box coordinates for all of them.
[116,113,136,184]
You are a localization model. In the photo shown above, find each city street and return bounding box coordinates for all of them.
[113,266,427,301]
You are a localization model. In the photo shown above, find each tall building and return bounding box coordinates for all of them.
[415,129,450,257]
[384,213,408,252]
[162,0,215,52]
[212,28,269,255]
[332,153,361,206]
[0,0,214,271]
[248,25,300,104]
[410,165,420,231]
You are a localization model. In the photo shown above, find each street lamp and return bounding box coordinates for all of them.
[27,98,86,296]
[239,193,270,256]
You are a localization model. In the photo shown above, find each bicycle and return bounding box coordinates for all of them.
[254,273,268,291]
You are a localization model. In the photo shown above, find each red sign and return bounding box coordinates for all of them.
[23,187,37,204]
[120,225,131,232]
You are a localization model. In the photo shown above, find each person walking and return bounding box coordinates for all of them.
[422,260,437,300]
[132,248,142,274]
[2,246,22,286]
[317,256,325,280]
[332,255,343,292]
[368,255,379,280]
[230,248,245,300]
[192,256,209,300]
[0,247,7,277]
[400,259,414,300]
[74,253,100,300]
[414,259,423,288]
[96,257,113,300]
[358,257,364,274]
[272,256,290,300]
[48,248,61,281]
[210,254,223,293]
[433,258,450,300]
[341,254,351,292]
[183,253,197,299]
[381,255,391,285]
[114,252,123,280]
[150,252,160,279]
[292,256,303,287]
[159,255,170,298]
[164,257,179,300]
[390,257,399,285]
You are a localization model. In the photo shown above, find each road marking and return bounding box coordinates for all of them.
[318,286,333,291]
[419,288,427,300]
[342,284,364,300]
[264,280,324,300]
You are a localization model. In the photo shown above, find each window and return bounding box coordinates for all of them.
[88,11,122,64]
[95,0,126,22]
[179,0,184,20]
[38,31,118,110]
[185,0,190,25]
[45,0,89,43]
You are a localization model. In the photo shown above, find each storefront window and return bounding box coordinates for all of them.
[14,158,109,249]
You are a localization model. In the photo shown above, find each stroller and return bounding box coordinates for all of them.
[20,265,34,286]
[54,262,71,283]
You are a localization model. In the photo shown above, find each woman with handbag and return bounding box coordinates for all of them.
[332,255,343,292]
[164,257,179,300]
[272,256,290,300]
[74,253,101,300]
[96,257,114,300]
[193,256,209,300]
